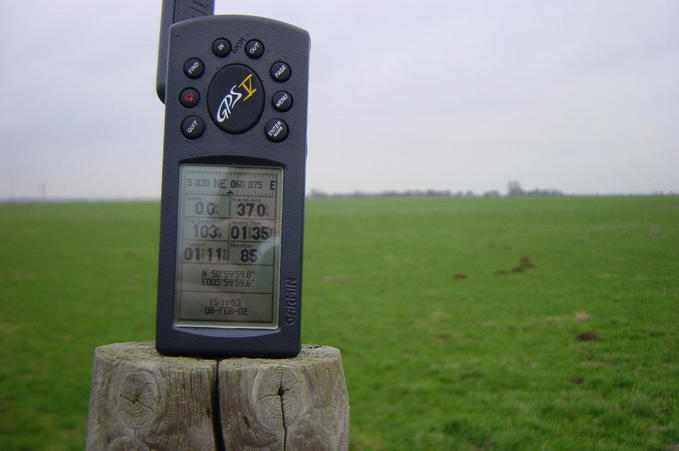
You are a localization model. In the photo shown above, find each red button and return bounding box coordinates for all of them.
[180,88,200,108]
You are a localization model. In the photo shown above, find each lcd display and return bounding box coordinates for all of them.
[175,164,283,328]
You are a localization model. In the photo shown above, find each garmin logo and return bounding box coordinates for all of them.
[284,278,298,325]
[216,73,257,122]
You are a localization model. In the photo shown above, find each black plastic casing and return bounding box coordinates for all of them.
[156,15,309,358]
[156,0,215,102]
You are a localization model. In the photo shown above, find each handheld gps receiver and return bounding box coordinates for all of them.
[154,0,309,358]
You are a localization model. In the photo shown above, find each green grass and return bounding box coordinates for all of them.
[1,196,678,449]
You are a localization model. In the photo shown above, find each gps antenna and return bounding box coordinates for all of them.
[156,0,215,102]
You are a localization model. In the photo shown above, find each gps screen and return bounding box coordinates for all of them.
[174,164,283,328]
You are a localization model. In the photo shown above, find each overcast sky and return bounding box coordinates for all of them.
[1,0,677,199]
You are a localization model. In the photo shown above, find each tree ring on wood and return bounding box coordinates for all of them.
[252,366,308,432]
[116,371,160,429]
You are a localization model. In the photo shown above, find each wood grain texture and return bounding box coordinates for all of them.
[219,344,350,450]
[86,342,217,450]
[86,343,349,451]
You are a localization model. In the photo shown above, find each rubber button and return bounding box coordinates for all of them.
[183,58,204,79]
[272,91,293,112]
[270,62,291,82]
[181,116,204,139]
[179,88,200,108]
[264,118,288,143]
[212,38,231,57]
[245,39,264,58]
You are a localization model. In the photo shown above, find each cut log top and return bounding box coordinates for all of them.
[86,342,349,451]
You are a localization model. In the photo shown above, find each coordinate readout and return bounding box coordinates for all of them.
[175,164,282,327]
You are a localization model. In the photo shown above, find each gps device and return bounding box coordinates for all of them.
[154,1,309,358]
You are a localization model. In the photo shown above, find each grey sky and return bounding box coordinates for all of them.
[1,0,677,198]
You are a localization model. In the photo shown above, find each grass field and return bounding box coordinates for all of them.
[1,196,678,450]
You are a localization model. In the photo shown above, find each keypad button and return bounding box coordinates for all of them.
[179,88,200,108]
[181,116,205,139]
[270,62,291,82]
[264,118,288,143]
[212,38,231,57]
[272,91,293,112]
[245,39,264,58]
[183,58,204,79]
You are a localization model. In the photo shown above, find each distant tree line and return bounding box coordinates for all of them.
[308,189,452,198]
[506,180,564,197]
[307,181,563,198]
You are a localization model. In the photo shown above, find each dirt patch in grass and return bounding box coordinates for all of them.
[513,256,536,271]
[577,331,601,341]
[497,256,536,274]
[575,311,591,321]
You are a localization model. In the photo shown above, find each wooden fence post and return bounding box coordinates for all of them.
[86,342,349,450]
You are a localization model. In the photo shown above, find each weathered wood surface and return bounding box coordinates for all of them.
[86,342,349,451]
[86,342,217,450]
[219,344,350,450]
